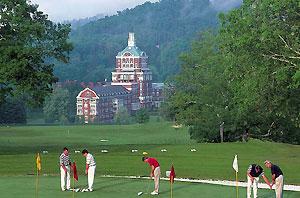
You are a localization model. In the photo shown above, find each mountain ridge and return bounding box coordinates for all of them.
[54,0,221,82]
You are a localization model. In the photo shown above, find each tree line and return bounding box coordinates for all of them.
[0,0,72,124]
[163,0,300,144]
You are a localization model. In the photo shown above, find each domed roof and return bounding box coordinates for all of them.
[117,46,147,57]
[117,32,147,57]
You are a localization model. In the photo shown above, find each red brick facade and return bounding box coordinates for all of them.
[76,33,164,123]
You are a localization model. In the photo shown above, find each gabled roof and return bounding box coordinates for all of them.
[93,85,130,97]
[117,46,147,57]
[76,87,99,99]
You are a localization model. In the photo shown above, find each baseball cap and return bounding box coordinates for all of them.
[264,160,271,164]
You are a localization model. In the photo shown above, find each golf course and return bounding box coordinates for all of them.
[0,120,300,197]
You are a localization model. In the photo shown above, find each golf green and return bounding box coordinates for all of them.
[1,123,300,198]
[1,176,299,198]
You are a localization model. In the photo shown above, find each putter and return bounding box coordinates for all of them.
[137,191,143,196]
[70,188,80,192]
[137,178,151,196]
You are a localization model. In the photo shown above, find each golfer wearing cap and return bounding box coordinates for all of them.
[59,147,71,191]
[264,160,284,198]
[82,149,96,192]
[142,156,161,195]
[246,164,271,198]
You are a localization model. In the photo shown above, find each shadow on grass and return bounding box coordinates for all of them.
[93,177,136,191]
[159,183,192,195]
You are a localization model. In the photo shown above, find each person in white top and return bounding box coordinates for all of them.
[82,149,96,192]
[59,147,71,191]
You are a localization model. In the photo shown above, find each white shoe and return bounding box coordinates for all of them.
[151,191,159,195]
[88,188,93,192]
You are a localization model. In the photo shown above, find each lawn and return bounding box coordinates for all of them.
[0,122,300,187]
[0,176,299,198]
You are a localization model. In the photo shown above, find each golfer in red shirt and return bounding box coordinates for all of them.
[142,156,161,195]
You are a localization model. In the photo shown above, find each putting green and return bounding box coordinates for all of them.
[1,124,300,184]
[0,176,299,198]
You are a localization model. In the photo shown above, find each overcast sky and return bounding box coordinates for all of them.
[30,0,159,22]
[30,0,242,22]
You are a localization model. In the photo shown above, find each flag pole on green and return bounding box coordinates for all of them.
[232,154,239,198]
[72,162,78,198]
[170,164,176,198]
[35,153,41,198]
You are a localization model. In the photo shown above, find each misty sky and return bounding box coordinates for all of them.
[30,0,159,21]
[30,0,242,22]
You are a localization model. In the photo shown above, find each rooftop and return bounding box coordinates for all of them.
[93,85,130,97]
[117,46,146,57]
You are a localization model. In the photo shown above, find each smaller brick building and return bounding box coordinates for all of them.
[152,83,164,108]
[76,84,137,123]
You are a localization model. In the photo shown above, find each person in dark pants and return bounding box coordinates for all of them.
[246,164,271,198]
[264,160,284,198]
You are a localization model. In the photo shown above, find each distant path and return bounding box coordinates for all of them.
[101,175,300,192]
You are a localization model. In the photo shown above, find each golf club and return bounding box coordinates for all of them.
[137,177,152,196]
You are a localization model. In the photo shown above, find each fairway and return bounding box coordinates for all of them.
[1,176,299,198]
[1,122,300,197]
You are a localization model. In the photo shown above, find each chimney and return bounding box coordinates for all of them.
[128,32,135,47]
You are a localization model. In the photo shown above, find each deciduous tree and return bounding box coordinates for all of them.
[0,0,72,106]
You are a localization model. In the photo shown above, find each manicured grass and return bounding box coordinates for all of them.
[0,122,192,154]
[0,123,300,185]
[0,176,299,198]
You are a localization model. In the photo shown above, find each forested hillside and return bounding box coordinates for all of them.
[54,0,220,82]
[165,0,300,144]
[63,13,105,30]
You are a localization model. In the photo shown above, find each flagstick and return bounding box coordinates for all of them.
[170,181,173,198]
[235,171,239,198]
[35,168,39,198]
[72,174,75,198]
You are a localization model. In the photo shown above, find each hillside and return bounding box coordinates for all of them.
[63,13,106,29]
[54,0,220,82]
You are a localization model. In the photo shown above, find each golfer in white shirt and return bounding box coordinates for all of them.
[59,147,71,191]
[82,149,96,192]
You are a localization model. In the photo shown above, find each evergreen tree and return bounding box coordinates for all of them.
[135,108,150,124]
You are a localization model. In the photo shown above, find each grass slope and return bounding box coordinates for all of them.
[0,122,300,185]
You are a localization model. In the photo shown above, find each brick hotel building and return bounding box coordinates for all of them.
[76,33,164,123]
